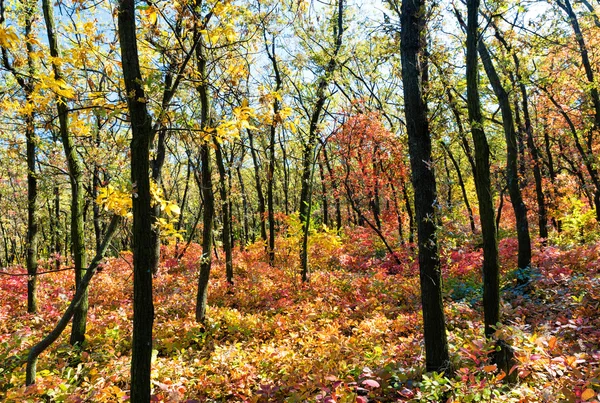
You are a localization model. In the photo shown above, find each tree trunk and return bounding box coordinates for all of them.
[400,0,450,373]
[42,0,89,345]
[318,158,329,227]
[478,39,531,269]
[247,129,267,243]
[214,141,233,285]
[464,0,500,338]
[265,35,281,266]
[237,165,250,248]
[299,0,344,282]
[558,0,600,130]
[441,142,476,234]
[195,32,215,322]
[401,179,415,244]
[26,216,121,385]
[117,1,156,399]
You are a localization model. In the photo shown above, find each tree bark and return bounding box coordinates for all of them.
[478,38,531,269]
[42,0,89,345]
[247,129,267,243]
[400,0,450,373]
[464,0,500,338]
[117,0,156,399]
[195,32,215,322]
[299,0,344,282]
[265,35,282,266]
[214,141,233,285]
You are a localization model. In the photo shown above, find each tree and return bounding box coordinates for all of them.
[41,0,89,345]
[0,0,39,313]
[463,0,500,339]
[398,0,450,373]
[298,0,345,282]
[117,0,155,399]
[477,30,532,270]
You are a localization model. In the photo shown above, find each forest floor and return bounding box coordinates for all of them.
[1,228,600,402]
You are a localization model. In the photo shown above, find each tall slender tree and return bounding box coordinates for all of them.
[117,0,155,399]
[399,0,450,373]
[41,0,88,344]
[299,0,344,282]
[464,0,500,339]
[478,36,532,270]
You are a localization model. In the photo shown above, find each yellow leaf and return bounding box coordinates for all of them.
[0,26,19,49]
[581,389,596,401]
[164,202,181,216]
[148,9,158,25]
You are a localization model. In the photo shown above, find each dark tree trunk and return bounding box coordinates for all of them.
[195,33,215,322]
[478,39,531,269]
[400,0,450,373]
[174,159,192,256]
[237,165,250,249]
[42,0,89,345]
[443,151,452,207]
[248,129,267,243]
[265,35,281,266]
[26,216,121,385]
[25,114,38,314]
[299,0,344,282]
[214,141,233,285]
[490,23,549,240]
[318,158,329,227]
[464,0,500,338]
[543,89,600,223]
[117,1,156,400]
[558,0,600,130]
[92,119,103,253]
[322,145,342,231]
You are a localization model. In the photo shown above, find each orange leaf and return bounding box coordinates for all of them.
[483,365,497,373]
[548,336,557,350]
[495,371,506,381]
[581,388,596,401]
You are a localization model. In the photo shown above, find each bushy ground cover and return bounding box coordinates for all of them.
[1,228,599,402]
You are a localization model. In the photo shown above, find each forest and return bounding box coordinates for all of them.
[1,0,600,401]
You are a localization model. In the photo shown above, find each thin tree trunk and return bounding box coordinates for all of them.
[478,39,531,269]
[322,144,342,231]
[558,0,600,130]
[195,30,214,322]
[214,141,233,285]
[42,0,89,344]
[543,89,600,223]
[265,34,281,266]
[490,24,549,239]
[117,1,156,399]
[401,180,415,244]
[237,165,250,249]
[318,158,329,227]
[26,215,121,385]
[441,142,476,234]
[299,0,344,282]
[247,129,267,243]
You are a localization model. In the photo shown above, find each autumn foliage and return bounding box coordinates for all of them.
[0,230,599,402]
